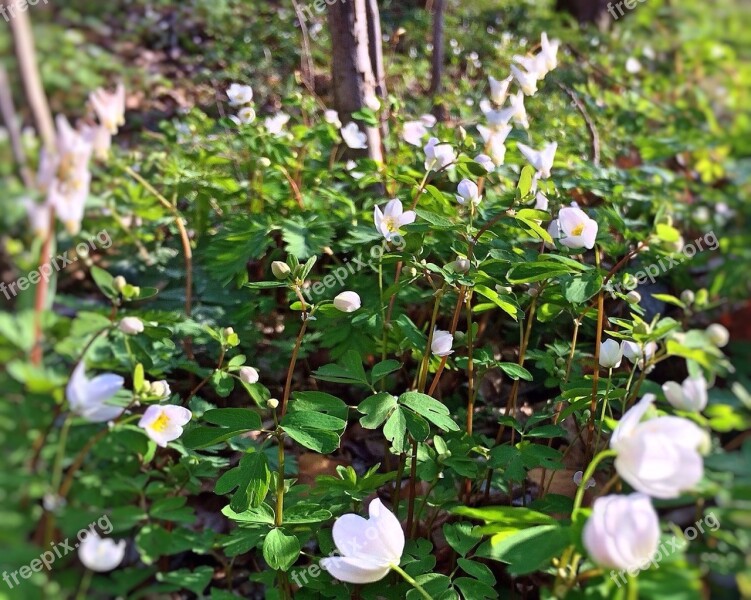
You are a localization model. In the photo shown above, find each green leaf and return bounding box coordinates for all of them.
[473,285,519,320]
[281,410,345,453]
[497,363,533,381]
[444,522,482,557]
[383,407,408,453]
[312,350,369,386]
[477,524,571,576]
[222,503,275,525]
[263,529,301,571]
[370,359,402,383]
[91,266,118,299]
[215,452,271,512]
[399,392,460,432]
[358,392,398,429]
[452,506,556,527]
[157,567,213,595]
[182,408,262,449]
[288,391,348,421]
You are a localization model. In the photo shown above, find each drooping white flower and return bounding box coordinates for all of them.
[419,114,437,128]
[374,199,416,242]
[611,394,705,498]
[482,107,514,130]
[599,339,623,369]
[474,154,495,173]
[431,328,454,357]
[324,110,342,129]
[239,366,260,384]
[89,83,126,134]
[334,291,361,313]
[622,341,657,370]
[227,83,254,106]
[230,106,256,126]
[583,493,659,571]
[341,122,368,149]
[80,123,113,160]
[663,375,708,412]
[423,137,456,171]
[487,136,507,166]
[557,206,598,250]
[78,532,126,572]
[455,179,481,206]
[488,74,513,105]
[706,324,729,348]
[118,316,144,335]
[534,192,549,211]
[477,123,512,146]
[138,405,192,448]
[321,498,405,584]
[402,120,430,146]
[23,198,52,237]
[150,380,171,399]
[264,113,290,135]
[539,32,560,74]
[510,64,539,96]
[506,90,529,129]
[517,141,557,179]
[513,53,547,79]
[66,362,125,423]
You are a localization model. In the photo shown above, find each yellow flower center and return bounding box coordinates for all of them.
[571,223,585,236]
[150,411,171,432]
[382,216,399,233]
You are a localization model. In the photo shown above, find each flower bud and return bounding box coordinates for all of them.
[259,157,272,168]
[625,291,641,304]
[680,290,695,305]
[239,366,260,384]
[272,261,291,279]
[150,380,171,399]
[333,291,361,313]
[113,276,127,292]
[706,323,729,348]
[223,327,235,337]
[118,316,145,335]
[448,259,470,274]
[267,398,280,409]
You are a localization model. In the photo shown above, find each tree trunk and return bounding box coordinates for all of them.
[327,0,383,162]
[6,2,56,151]
[429,0,445,96]
[555,0,613,27]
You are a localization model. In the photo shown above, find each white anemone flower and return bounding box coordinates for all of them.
[663,375,708,412]
[264,113,290,136]
[611,394,706,498]
[89,83,126,134]
[341,122,368,149]
[431,328,454,357]
[599,339,623,369]
[227,83,253,106]
[557,206,598,250]
[517,141,557,179]
[78,532,126,572]
[374,199,416,242]
[540,32,560,73]
[324,110,342,128]
[488,74,514,105]
[321,498,405,584]
[511,64,540,96]
[138,405,192,448]
[455,179,481,206]
[333,291,362,313]
[423,137,456,171]
[66,363,125,423]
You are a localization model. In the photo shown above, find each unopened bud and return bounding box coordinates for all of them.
[625,291,641,304]
[680,290,695,305]
[272,261,291,279]
[113,276,127,292]
[267,398,280,409]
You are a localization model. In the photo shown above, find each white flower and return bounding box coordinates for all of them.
[474,154,495,173]
[229,106,256,126]
[611,394,705,498]
[420,114,437,128]
[540,32,560,73]
[706,324,729,348]
[66,362,124,423]
[264,113,290,135]
[513,54,546,78]
[138,405,192,448]
[517,141,557,179]
[334,291,361,313]
[534,192,549,211]
[556,206,598,250]
[320,498,404,584]
[488,74,513,105]
[80,123,113,160]
[599,339,623,369]
[324,110,342,128]
[583,493,659,571]
[622,341,657,370]
[431,328,454,357]
[89,83,126,134]
[346,160,365,180]
[482,107,513,129]
[227,83,253,106]
[423,137,456,171]
[78,532,126,572]
[507,90,529,129]
[477,123,511,145]
[341,122,368,149]
[626,57,643,74]
[23,198,51,237]
[573,470,596,489]
[455,179,481,206]
[374,198,416,242]
[663,375,708,412]
[487,136,507,166]
[402,120,429,146]
[150,380,171,399]
[239,366,260,384]
[118,316,144,335]
[511,64,539,96]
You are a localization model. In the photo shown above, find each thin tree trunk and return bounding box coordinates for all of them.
[327,0,383,162]
[7,3,56,150]
[429,0,445,95]
[365,0,389,139]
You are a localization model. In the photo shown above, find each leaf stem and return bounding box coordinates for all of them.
[390,563,432,600]
[572,449,617,518]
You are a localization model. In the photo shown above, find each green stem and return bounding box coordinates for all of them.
[50,414,72,493]
[572,449,617,518]
[75,569,93,600]
[275,433,285,527]
[390,563,432,600]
